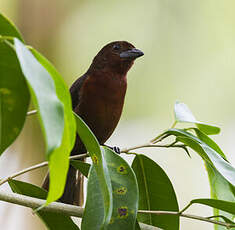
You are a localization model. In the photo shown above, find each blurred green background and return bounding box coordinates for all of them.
[1,0,235,229]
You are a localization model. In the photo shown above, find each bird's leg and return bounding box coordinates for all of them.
[104,145,121,154]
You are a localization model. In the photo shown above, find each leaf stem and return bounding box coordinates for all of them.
[179,202,192,214]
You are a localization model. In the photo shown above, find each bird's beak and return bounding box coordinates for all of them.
[120,48,144,59]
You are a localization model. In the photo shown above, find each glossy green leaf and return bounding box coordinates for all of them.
[191,198,235,215]
[202,144,235,187]
[164,129,211,162]
[81,166,104,230]
[174,101,220,135]
[164,129,235,188]
[30,48,76,204]
[74,114,112,228]
[0,14,29,154]
[206,163,235,230]
[70,160,91,177]
[104,147,138,230]
[194,127,234,229]
[82,147,139,230]
[8,179,79,230]
[132,154,179,230]
[14,38,64,156]
[176,136,210,162]
[193,128,226,159]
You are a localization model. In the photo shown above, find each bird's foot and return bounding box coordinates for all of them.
[105,145,121,154]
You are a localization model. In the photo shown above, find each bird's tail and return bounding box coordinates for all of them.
[42,164,84,205]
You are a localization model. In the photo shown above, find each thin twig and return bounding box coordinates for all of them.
[0,139,184,186]
[121,142,185,153]
[0,153,88,186]
[138,210,235,228]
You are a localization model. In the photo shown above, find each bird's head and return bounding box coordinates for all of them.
[89,41,144,75]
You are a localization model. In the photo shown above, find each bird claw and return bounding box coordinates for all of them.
[113,146,121,154]
[105,145,121,154]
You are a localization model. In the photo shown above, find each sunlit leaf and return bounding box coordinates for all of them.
[30,48,76,204]
[194,127,234,229]
[132,154,179,230]
[14,38,64,157]
[0,14,29,155]
[193,128,226,159]
[8,179,79,230]
[74,114,112,228]
[206,163,235,230]
[164,129,235,189]
[174,101,220,135]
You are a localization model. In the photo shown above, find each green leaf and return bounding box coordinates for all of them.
[202,144,235,187]
[164,129,235,188]
[164,128,235,229]
[0,14,29,155]
[174,101,220,135]
[30,48,76,204]
[193,128,226,159]
[70,160,91,177]
[194,127,234,229]
[104,147,139,230]
[8,179,79,230]
[206,163,235,230]
[191,198,235,215]
[132,154,179,230]
[81,166,104,230]
[74,114,112,228]
[82,147,139,230]
[0,13,23,41]
[135,221,141,230]
[14,38,64,157]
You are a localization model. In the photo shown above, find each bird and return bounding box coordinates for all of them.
[42,41,144,205]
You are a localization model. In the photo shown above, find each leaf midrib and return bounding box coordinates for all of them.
[139,156,152,225]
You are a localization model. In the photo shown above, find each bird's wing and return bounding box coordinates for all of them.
[69,74,87,110]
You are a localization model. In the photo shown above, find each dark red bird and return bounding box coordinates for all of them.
[43,41,144,205]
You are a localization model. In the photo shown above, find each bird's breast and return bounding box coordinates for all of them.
[76,74,127,144]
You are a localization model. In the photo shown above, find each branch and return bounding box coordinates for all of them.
[138,210,235,228]
[0,135,185,186]
[0,153,88,186]
[0,139,185,186]
[0,191,232,229]
[0,191,159,230]
[121,142,186,154]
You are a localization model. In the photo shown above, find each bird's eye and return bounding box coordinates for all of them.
[113,44,121,51]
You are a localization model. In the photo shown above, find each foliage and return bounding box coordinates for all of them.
[0,13,235,230]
